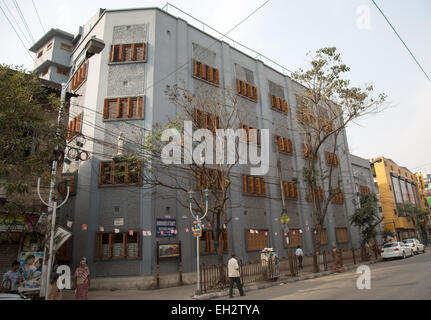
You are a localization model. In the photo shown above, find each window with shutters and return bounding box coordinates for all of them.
[313,228,328,244]
[359,185,370,195]
[270,94,289,114]
[282,181,298,199]
[240,124,261,145]
[196,168,222,191]
[66,113,83,140]
[274,135,293,154]
[103,97,144,120]
[307,185,324,202]
[236,79,258,101]
[98,161,141,186]
[303,144,318,160]
[58,176,77,197]
[243,175,267,196]
[96,232,140,259]
[193,109,221,133]
[336,228,348,243]
[192,59,220,86]
[56,66,70,77]
[331,190,345,204]
[109,43,147,63]
[247,229,269,251]
[60,42,73,52]
[71,60,88,91]
[199,231,228,253]
[325,151,339,166]
[285,229,302,248]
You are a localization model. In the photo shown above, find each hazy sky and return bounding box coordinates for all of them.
[1,0,430,173]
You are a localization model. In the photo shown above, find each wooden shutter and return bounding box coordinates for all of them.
[75,114,82,133]
[253,86,258,101]
[99,162,105,185]
[283,138,289,152]
[110,45,115,62]
[243,175,248,194]
[255,177,261,194]
[193,109,200,126]
[208,114,215,133]
[126,98,133,118]
[143,43,146,61]
[283,181,288,199]
[207,66,214,82]
[236,79,241,94]
[137,97,143,118]
[193,60,199,77]
[214,69,220,85]
[241,81,247,96]
[199,63,206,79]
[248,176,254,194]
[247,83,253,98]
[282,99,288,113]
[277,136,284,151]
[261,179,267,195]
[275,97,281,110]
[294,184,298,198]
[131,44,136,61]
[116,98,121,118]
[119,44,124,61]
[270,95,275,108]
[103,99,109,119]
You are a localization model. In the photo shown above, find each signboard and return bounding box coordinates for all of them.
[18,252,44,292]
[158,243,180,258]
[114,218,124,226]
[192,220,202,237]
[156,219,177,237]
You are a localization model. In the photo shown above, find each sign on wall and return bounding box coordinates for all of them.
[156,219,177,237]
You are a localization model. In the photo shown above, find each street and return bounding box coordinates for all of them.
[218,251,431,300]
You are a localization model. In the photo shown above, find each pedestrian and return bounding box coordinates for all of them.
[295,245,304,270]
[48,266,62,300]
[74,257,90,300]
[228,253,245,298]
[1,260,21,293]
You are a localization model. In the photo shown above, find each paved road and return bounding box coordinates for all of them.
[219,251,431,300]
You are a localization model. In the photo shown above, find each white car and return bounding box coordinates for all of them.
[402,239,425,254]
[380,242,413,260]
[0,293,30,300]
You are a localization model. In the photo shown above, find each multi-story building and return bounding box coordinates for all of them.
[349,154,382,244]
[371,156,424,241]
[30,7,360,286]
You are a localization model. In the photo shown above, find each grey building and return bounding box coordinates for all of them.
[31,7,361,281]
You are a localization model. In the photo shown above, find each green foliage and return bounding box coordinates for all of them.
[381,229,395,242]
[350,193,382,246]
[0,65,61,194]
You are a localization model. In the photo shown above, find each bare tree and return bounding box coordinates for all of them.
[291,47,387,272]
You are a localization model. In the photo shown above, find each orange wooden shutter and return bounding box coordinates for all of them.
[137,97,143,118]
[199,63,206,79]
[243,175,248,193]
[247,83,253,98]
[241,81,247,96]
[193,60,199,77]
[208,114,215,133]
[275,97,281,110]
[103,99,109,119]
[214,69,220,85]
[283,181,289,198]
[270,95,275,107]
[253,86,258,101]
[236,79,241,93]
[294,183,298,198]
[143,43,146,60]
[131,44,136,61]
[261,178,267,195]
[127,98,133,118]
[278,136,284,151]
[119,44,124,61]
[99,162,105,185]
[194,109,199,126]
[116,98,121,118]
[248,176,254,194]
[110,45,115,62]
[255,177,261,194]
[282,100,288,113]
[75,114,82,132]
[207,66,214,82]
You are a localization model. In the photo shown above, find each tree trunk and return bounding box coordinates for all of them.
[214,213,226,285]
[313,230,321,273]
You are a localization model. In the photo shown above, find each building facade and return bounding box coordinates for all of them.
[30,7,361,280]
[371,156,423,241]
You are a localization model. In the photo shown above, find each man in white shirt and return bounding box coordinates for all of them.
[1,260,21,293]
[228,253,245,298]
[295,245,304,270]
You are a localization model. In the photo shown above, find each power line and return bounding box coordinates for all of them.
[12,0,35,43]
[1,0,31,47]
[0,4,35,62]
[371,0,431,83]
[31,0,45,34]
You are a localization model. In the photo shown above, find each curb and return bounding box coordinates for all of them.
[193,259,381,300]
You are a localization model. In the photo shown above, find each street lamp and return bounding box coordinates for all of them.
[37,37,105,299]
[188,188,209,295]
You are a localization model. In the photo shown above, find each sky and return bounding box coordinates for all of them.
[1,0,430,173]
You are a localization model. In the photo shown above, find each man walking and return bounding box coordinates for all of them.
[295,245,304,270]
[228,253,245,298]
[1,260,21,293]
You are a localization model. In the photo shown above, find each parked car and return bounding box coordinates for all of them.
[0,293,30,300]
[380,242,413,260]
[402,239,425,254]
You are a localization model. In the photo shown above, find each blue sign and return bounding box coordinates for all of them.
[156,219,177,237]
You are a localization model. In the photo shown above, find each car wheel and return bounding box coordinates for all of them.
[402,252,406,259]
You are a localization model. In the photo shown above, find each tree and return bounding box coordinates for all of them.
[381,229,395,243]
[0,65,61,243]
[349,193,383,260]
[291,47,386,272]
[135,84,249,284]
[398,202,429,244]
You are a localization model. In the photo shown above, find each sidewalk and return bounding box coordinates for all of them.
[62,259,381,300]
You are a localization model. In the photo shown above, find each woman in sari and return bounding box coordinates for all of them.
[74,257,90,300]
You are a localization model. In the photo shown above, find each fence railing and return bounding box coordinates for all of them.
[199,247,380,293]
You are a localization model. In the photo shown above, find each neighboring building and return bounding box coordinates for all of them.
[371,156,423,241]
[30,7,360,284]
[349,154,382,244]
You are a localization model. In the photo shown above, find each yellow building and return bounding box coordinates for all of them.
[371,157,422,241]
